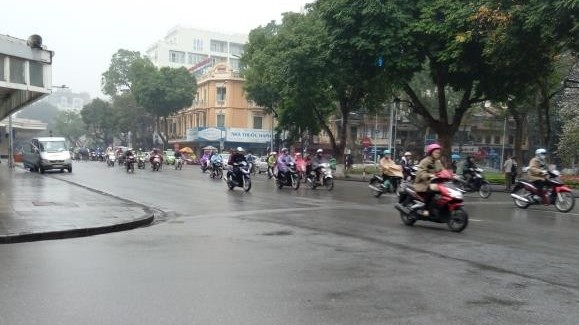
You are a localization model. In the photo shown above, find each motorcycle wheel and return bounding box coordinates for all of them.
[369,179,383,198]
[554,191,575,212]
[324,178,334,191]
[478,181,492,199]
[277,179,283,189]
[217,168,223,179]
[513,187,531,209]
[399,202,417,226]
[228,181,235,190]
[243,176,252,192]
[447,208,469,232]
[291,174,300,190]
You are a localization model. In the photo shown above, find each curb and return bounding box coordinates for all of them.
[0,212,155,244]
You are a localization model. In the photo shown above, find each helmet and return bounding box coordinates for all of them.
[316,149,323,153]
[535,148,547,156]
[236,147,245,152]
[404,151,411,156]
[281,147,288,153]
[426,143,442,155]
[295,153,301,156]
[536,148,547,159]
[383,149,391,155]
[271,151,277,155]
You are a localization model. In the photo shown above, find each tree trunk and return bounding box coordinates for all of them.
[512,109,526,166]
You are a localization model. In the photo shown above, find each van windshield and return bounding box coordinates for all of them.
[39,141,67,153]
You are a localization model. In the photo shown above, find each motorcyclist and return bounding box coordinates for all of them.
[528,148,549,202]
[149,148,163,165]
[227,147,248,180]
[400,151,414,180]
[462,156,478,184]
[267,151,277,178]
[276,148,293,180]
[414,143,445,216]
[246,151,257,174]
[379,149,403,188]
[311,149,326,182]
[200,150,211,171]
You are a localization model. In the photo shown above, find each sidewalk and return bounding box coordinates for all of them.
[0,164,155,244]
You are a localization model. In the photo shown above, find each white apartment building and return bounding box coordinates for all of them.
[146,26,247,75]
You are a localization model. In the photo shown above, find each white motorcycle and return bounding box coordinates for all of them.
[307,162,334,191]
[106,153,116,167]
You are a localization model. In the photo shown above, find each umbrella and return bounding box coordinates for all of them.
[202,145,217,150]
[179,147,193,154]
[451,153,461,160]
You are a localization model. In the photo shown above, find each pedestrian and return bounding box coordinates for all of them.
[511,157,518,185]
[503,155,514,191]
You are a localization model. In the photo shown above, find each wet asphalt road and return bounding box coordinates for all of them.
[1,161,579,325]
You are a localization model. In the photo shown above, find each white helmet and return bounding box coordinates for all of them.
[281,147,288,153]
[404,151,412,156]
[316,149,323,153]
[535,148,546,159]
[236,147,245,152]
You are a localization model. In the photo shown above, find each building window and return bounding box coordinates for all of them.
[494,135,501,144]
[10,57,25,84]
[229,43,244,56]
[230,58,240,71]
[485,136,491,144]
[192,39,203,51]
[509,135,514,145]
[0,55,5,81]
[217,113,225,127]
[188,53,208,65]
[253,116,263,129]
[216,86,226,101]
[169,51,186,64]
[29,61,44,87]
[210,40,227,53]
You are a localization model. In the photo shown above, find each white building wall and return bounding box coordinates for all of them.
[146,26,247,72]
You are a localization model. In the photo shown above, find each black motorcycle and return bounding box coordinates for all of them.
[453,167,491,198]
[369,174,403,198]
[276,162,300,190]
[210,161,223,179]
[125,155,135,173]
[226,161,251,192]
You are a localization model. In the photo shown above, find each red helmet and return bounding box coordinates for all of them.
[426,143,442,155]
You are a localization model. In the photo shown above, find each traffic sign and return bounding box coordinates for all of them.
[361,137,372,148]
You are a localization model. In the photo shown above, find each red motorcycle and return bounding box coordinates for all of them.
[151,154,162,172]
[395,169,469,232]
[510,170,575,212]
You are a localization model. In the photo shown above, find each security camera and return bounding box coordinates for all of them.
[27,34,43,49]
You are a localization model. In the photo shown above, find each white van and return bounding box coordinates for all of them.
[22,137,72,173]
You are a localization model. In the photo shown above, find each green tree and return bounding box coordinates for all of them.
[81,98,116,146]
[18,100,60,132]
[112,93,155,149]
[54,110,85,146]
[101,49,143,96]
[131,62,197,146]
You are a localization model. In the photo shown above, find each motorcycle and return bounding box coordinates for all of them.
[369,165,409,198]
[106,153,116,167]
[125,154,135,173]
[137,155,146,169]
[97,152,105,162]
[210,161,224,179]
[510,170,575,212]
[226,161,251,192]
[200,158,210,173]
[395,169,469,232]
[453,167,492,198]
[151,154,162,172]
[175,157,184,170]
[276,162,300,190]
[306,162,334,191]
[368,174,403,198]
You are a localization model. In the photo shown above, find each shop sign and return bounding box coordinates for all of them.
[226,128,271,143]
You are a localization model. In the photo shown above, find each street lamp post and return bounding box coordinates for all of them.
[7,114,13,168]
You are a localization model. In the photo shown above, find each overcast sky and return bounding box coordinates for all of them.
[4,0,311,99]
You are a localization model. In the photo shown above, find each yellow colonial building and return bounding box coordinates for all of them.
[167,63,274,155]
